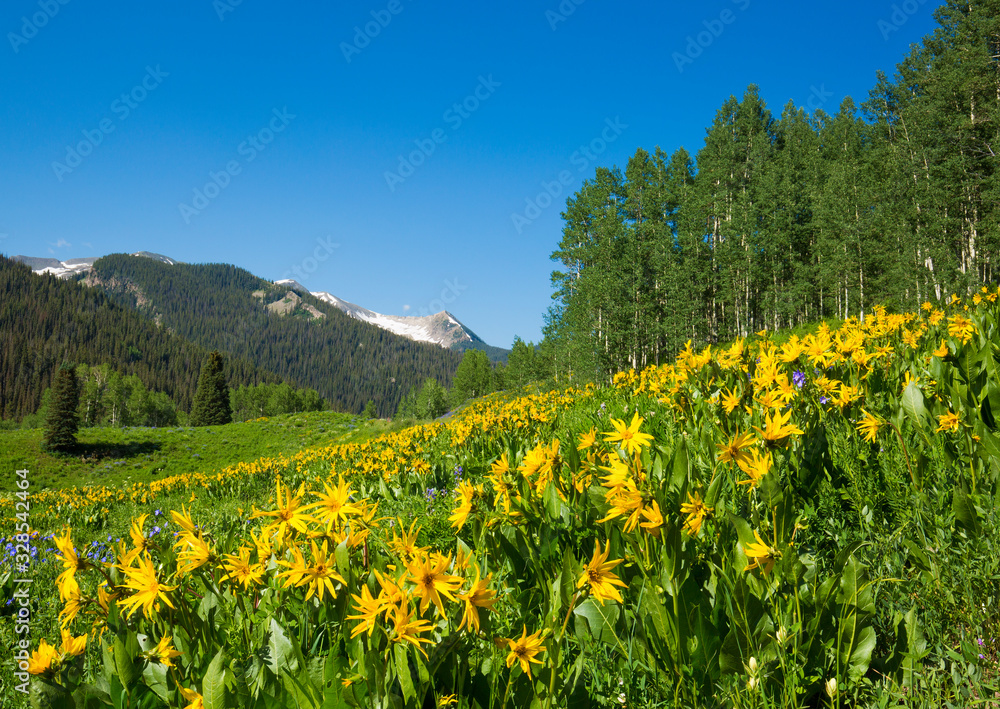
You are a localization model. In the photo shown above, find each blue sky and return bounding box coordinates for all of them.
[0,0,941,347]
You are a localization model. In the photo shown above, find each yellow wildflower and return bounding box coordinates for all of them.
[603,413,655,456]
[744,530,780,575]
[679,491,712,536]
[505,626,546,679]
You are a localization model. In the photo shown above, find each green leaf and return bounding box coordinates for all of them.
[727,512,755,549]
[335,539,351,579]
[393,644,416,704]
[901,382,930,429]
[573,598,620,644]
[543,481,563,520]
[833,541,866,573]
[952,488,981,538]
[639,585,677,656]
[848,626,877,681]
[71,684,112,709]
[670,438,689,493]
[113,632,141,689]
[108,675,124,709]
[201,649,229,709]
[705,469,723,507]
[902,539,930,573]
[267,618,298,675]
[30,678,74,709]
[142,660,170,702]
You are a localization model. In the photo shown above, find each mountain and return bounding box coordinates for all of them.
[275,279,485,350]
[15,252,507,361]
[12,251,179,279]
[0,255,281,420]
[77,254,462,415]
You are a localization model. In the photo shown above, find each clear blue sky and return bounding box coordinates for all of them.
[0,0,940,347]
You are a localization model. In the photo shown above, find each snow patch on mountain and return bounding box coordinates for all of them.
[14,252,179,278]
[275,279,482,350]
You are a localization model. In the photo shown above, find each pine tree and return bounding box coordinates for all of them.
[190,351,232,426]
[45,364,80,451]
[362,399,377,419]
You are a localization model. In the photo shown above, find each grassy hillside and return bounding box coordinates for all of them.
[0,412,367,492]
[2,292,1000,707]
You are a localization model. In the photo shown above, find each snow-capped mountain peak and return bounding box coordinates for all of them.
[275,279,482,350]
[13,252,178,278]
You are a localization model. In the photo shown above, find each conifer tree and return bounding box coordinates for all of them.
[190,351,232,426]
[45,364,80,451]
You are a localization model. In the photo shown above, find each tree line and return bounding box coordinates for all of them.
[25,358,328,433]
[543,0,999,381]
[394,340,553,419]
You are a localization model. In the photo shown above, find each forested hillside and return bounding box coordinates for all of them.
[87,254,461,415]
[0,256,278,420]
[546,0,999,381]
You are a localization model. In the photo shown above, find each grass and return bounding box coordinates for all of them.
[0,411,372,492]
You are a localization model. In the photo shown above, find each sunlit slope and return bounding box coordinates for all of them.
[4,289,999,707]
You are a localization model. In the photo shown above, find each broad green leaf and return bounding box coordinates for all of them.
[952,488,981,538]
[30,679,73,709]
[113,632,141,689]
[393,644,416,704]
[71,684,113,709]
[833,541,866,573]
[543,481,563,520]
[900,382,929,429]
[201,649,229,709]
[108,675,124,709]
[670,438,689,492]
[573,598,620,644]
[142,660,170,702]
[848,626,877,681]
[705,469,723,507]
[335,539,351,579]
[727,512,755,548]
